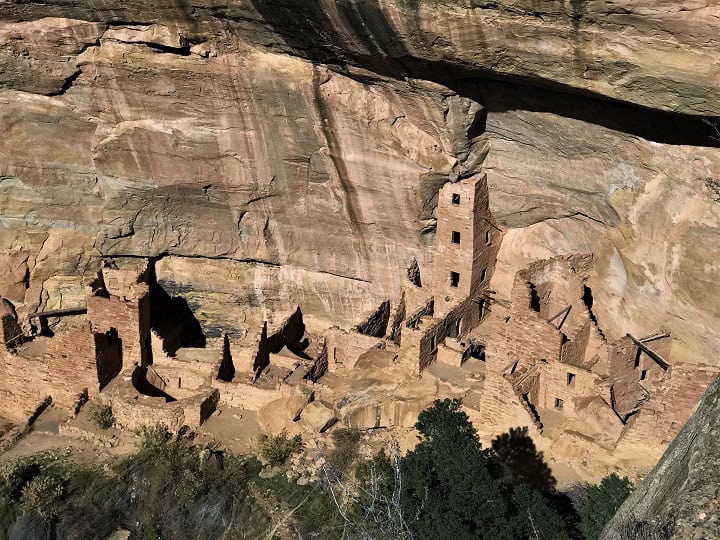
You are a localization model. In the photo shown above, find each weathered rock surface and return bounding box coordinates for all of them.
[0,27,465,332]
[480,84,720,365]
[0,5,718,369]
[601,378,720,539]
[1,1,719,115]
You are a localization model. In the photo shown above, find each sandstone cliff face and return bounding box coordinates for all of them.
[0,3,718,367]
[2,1,719,115]
[602,377,720,539]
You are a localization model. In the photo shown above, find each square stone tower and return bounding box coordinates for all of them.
[432,174,497,319]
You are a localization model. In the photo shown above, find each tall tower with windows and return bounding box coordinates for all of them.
[432,174,498,319]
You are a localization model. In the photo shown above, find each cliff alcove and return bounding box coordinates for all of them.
[0,2,718,533]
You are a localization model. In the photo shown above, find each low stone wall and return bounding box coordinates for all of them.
[213,379,283,410]
[110,388,218,431]
[58,424,120,448]
[111,395,185,431]
[324,328,383,372]
[0,396,51,451]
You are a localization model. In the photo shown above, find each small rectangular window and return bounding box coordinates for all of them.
[451,231,461,244]
[431,336,437,352]
[640,369,648,381]
[485,230,492,246]
[567,372,576,386]
[481,267,487,282]
[554,398,564,410]
[450,271,460,288]
[451,193,461,205]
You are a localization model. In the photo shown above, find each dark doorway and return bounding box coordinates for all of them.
[465,341,485,362]
[582,285,594,310]
[529,283,541,312]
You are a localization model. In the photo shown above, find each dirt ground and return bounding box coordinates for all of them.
[0,403,135,465]
[0,401,629,493]
[197,407,263,454]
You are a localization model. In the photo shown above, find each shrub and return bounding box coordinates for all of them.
[566,481,593,511]
[20,473,65,520]
[138,424,173,454]
[174,469,205,506]
[0,458,42,502]
[90,404,115,430]
[578,473,633,540]
[328,428,361,472]
[258,429,303,467]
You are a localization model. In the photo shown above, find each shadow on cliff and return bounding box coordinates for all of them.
[249,0,415,79]
[148,263,206,356]
[249,0,720,148]
[458,78,720,148]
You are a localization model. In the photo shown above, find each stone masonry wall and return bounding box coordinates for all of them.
[213,379,283,410]
[534,361,601,416]
[432,174,501,319]
[608,336,642,417]
[88,287,151,369]
[1,314,24,348]
[0,350,49,420]
[324,327,383,372]
[409,297,487,372]
[433,177,481,317]
[471,176,502,300]
[486,278,562,374]
[560,319,591,367]
[0,324,98,419]
[471,372,542,439]
[614,365,717,458]
[43,324,97,406]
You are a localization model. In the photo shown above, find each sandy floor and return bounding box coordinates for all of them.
[198,407,263,454]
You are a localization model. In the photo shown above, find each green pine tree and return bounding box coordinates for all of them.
[399,398,573,539]
[578,473,633,539]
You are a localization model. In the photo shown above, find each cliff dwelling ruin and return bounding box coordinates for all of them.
[0,172,715,483]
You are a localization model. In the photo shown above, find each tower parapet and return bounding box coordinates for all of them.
[432,173,500,320]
